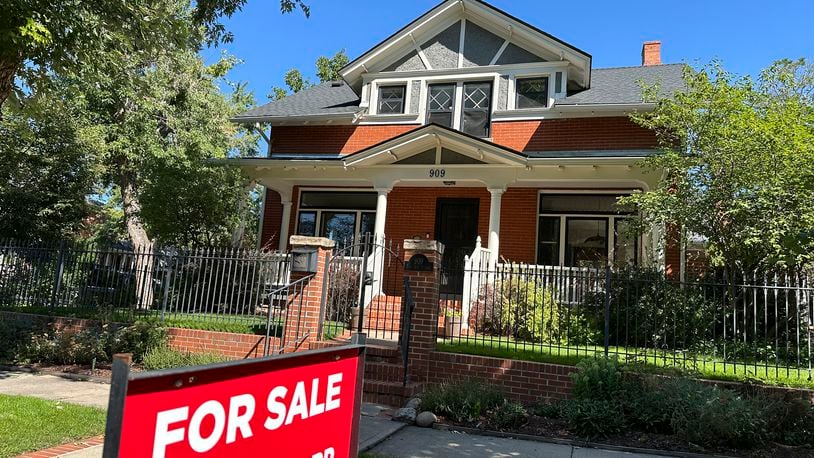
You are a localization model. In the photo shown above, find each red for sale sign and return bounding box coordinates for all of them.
[102,345,365,458]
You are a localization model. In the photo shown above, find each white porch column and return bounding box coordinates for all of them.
[279,200,293,252]
[373,188,390,241]
[487,188,505,264]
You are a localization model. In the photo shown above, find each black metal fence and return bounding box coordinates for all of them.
[0,239,291,333]
[439,264,814,382]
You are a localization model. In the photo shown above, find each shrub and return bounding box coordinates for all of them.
[671,387,770,448]
[111,321,167,362]
[532,400,565,419]
[421,380,506,424]
[570,358,623,401]
[0,320,34,362]
[489,401,528,430]
[565,399,624,438]
[470,276,561,343]
[142,345,228,371]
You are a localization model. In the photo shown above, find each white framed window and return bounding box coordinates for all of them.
[377,85,406,114]
[460,81,493,137]
[295,191,378,250]
[515,76,549,109]
[536,193,640,267]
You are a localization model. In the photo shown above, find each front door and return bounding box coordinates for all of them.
[435,198,479,294]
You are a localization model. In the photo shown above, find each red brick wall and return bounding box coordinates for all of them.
[492,117,658,152]
[261,189,283,250]
[428,351,576,403]
[271,125,416,154]
[270,117,656,155]
[167,328,278,359]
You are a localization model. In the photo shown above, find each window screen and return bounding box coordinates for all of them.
[377,85,406,114]
[516,77,549,109]
[565,218,608,267]
[427,84,455,128]
[296,212,316,236]
[537,216,561,266]
[461,81,492,137]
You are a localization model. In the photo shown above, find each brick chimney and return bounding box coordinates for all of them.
[641,40,661,66]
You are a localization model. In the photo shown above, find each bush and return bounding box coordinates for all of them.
[570,358,623,401]
[142,345,228,371]
[421,380,506,424]
[488,401,528,430]
[671,387,770,448]
[470,276,561,343]
[111,321,167,362]
[565,399,625,438]
[532,400,565,419]
[17,321,167,366]
[0,320,34,362]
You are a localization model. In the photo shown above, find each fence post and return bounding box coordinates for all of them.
[403,239,443,385]
[49,240,66,308]
[281,236,335,353]
[604,265,611,358]
[160,253,171,324]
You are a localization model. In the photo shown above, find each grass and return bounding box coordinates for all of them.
[438,337,814,390]
[0,395,107,458]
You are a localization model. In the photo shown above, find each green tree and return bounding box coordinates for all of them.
[0,93,104,240]
[269,49,348,100]
[0,0,309,112]
[620,59,814,271]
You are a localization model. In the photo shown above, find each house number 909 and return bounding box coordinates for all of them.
[429,169,446,178]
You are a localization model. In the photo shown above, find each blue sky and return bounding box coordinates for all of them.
[201,0,814,103]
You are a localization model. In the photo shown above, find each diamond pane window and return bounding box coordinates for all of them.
[516,77,549,109]
[377,85,406,114]
[461,81,492,137]
[427,83,455,128]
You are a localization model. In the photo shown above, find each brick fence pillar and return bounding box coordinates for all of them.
[403,239,443,384]
[282,236,335,353]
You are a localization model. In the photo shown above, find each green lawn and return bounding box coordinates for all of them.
[0,395,107,458]
[438,337,814,389]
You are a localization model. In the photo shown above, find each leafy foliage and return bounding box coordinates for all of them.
[570,357,624,402]
[621,59,814,270]
[564,399,625,438]
[142,345,228,371]
[269,50,349,100]
[488,401,528,430]
[420,380,505,424]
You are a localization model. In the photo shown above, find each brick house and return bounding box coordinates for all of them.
[230,0,687,278]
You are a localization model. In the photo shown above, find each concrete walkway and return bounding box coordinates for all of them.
[370,426,672,458]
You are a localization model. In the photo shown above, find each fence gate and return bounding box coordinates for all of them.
[320,235,404,342]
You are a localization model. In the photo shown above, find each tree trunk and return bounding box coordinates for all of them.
[0,55,22,116]
[230,181,255,249]
[121,173,155,309]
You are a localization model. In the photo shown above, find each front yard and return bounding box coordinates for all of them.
[439,337,814,389]
[0,394,106,458]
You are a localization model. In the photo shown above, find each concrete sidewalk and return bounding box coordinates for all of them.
[369,426,672,458]
[0,370,404,457]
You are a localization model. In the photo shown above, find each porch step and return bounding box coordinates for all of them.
[363,380,424,407]
[365,360,405,383]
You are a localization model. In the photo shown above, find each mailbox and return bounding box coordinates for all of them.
[291,247,319,273]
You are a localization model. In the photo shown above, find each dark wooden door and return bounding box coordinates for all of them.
[435,198,480,294]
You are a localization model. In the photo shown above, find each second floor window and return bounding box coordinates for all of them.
[427,83,455,128]
[378,85,406,114]
[516,77,549,109]
[461,81,492,138]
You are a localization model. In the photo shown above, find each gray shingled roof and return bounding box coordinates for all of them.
[233,64,686,121]
[232,81,360,121]
[560,63,685,105]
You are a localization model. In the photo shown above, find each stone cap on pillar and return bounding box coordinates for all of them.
[404,239,444,255]
[289,235,336,249]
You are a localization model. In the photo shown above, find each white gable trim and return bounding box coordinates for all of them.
[343,125,527,167]
[341,0,591,92]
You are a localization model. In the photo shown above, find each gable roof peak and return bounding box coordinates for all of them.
[340,0,591,93]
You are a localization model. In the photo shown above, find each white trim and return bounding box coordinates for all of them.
[458,18,467,68]
[490,39,510,65]
[409,32,433,70]
[365,60,569,80]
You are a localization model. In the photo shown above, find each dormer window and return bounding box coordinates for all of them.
[427,83,455,128]
[461,81,492,137]
[377,85,406,114]
[516,77,549,109]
